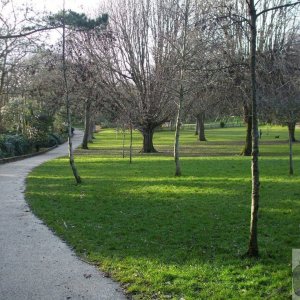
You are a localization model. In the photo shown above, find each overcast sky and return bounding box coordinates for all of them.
[14,0,105,15]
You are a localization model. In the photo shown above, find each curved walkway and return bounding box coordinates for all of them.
[0,132,127,300]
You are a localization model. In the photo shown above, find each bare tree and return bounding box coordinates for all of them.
[0,0,45,131]
[172,0,220,175]
[245,0,300,257]
[83,0,180,153]
[61,6,81,184]
[67,35,102,150]
[216,0,299,257]
[260,33,300,175]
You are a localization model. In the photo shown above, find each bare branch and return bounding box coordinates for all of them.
[0,26,61,39]
[257,1,300,18]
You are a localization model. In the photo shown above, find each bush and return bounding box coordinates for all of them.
[49,133,61,144]
[45,135,58,147]
[38,133,68,148]
[220,121,225,128]
[0,134,31,157]
[0,131,66,158]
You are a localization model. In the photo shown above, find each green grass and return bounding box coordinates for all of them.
[26,125,300,299]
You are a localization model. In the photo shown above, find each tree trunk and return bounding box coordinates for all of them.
[170,120,175,131]
[247,0,259,257]
[174,84,183,177]
[195,119,199,135]
[88,120,95,142]
[82,100,91,149]
[130,121,133,163]
[122,125,125,159]
[289,127,294,175]
[241,104,252,156]
[197,112,206,141]
[288,121,296,142]
[62,8,81,184]
[141,126,157,153]
[0,50,8,131]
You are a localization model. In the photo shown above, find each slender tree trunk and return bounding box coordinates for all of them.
[247,0,259,257]
[88,120,95,142]
[62,6,81,184]
[288,121,296,142]
[0,50,8,131]
[174,84,184,177]
[241,104,252,156]
[197,111,207,141]
[195,119,199,135]
[141,126,157,153]
[122,125,125,159]
[82,100,91,149]
[130,121,133,163]
[170,120,175,131]
[242,116,252,156]
[289,128,294,175]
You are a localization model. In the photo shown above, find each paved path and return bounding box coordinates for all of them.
[0,132,127,300]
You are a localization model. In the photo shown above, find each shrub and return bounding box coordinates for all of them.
[0,134,31,157]
[45,135,58,147]
[220,121,225,128]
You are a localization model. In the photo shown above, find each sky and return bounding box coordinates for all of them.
[10,0,108,42]
[13,0,105,15]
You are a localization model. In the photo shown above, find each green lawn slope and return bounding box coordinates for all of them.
[26,125,300,299]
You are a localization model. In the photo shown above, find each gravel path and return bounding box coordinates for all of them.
[0,132,127,300]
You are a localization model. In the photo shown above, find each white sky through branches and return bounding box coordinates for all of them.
[13,0,105,14]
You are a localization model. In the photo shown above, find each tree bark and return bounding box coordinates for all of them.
[197,112,206,141]
[195,119,199,135]
[88,120,95,142]
[0,47,8,131]
[130,121,133,163]
[122,125,125,159]
[288,121,296,142]
[241,104,252,156]
[141,126,157,153]
[174,84,183,177]
[82,100,91,149]
[247,0,259,258]
[289,127,294,175]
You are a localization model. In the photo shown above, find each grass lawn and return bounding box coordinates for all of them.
[26,125,300,299]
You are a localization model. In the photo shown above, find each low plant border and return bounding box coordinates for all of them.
[0,144,58,164]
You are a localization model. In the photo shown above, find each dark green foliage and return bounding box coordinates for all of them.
[220,121,225,128]
[0,132,66,158]
[49,133,66,145]
[26,113,53,149]
[48,10,108,30]
[0,134,31,157]
[46,134,59,147]
[45,133,67,147]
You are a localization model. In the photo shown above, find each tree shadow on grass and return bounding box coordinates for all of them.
[26,157,300,299]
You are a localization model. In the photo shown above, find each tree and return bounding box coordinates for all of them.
[0,0,44,131]
[245,0,300,257]
[68,43,100,150]
[217,0,300,257]
[172,0,219,175]
[259,33,300,175]
[83,0,179,153]
[173,0,193,176]
[48,7,109,184]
